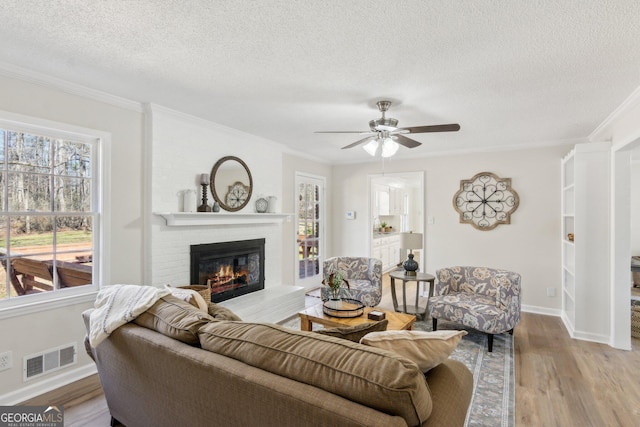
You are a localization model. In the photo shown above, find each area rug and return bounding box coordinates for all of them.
[280,315,514,427]
[414,320,515,427]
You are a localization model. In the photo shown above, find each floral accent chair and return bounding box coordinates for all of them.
[322,257,383,307]
[429,266,521,352]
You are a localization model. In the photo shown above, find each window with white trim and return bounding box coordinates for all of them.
[0,121,100,305]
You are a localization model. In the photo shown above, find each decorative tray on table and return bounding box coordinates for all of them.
[322,298,365,318]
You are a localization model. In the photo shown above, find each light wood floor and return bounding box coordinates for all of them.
[22,277,640,427]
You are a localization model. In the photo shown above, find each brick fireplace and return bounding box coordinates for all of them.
[149,105,305,322]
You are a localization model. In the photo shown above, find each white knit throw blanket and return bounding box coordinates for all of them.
[89,284,170,347]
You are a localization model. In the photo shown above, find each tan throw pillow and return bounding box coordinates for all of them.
[315,319,388,342]
[133,295,214,345]
[207,302,242,321]
[199,321,432,426]
[360,330,467,372]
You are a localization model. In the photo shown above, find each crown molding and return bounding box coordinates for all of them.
[0,61,143,113]
[590,85,640,142]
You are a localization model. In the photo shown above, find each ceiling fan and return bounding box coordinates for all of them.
[316,100,460,157]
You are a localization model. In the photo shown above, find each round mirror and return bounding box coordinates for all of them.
[210,156,253,212]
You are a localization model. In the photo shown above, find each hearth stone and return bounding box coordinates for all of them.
[219,285,305,323]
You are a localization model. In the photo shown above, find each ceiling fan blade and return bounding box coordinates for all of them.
[395,135,422,149]
[315,131,373,134]
[342,136,375,149]
[401,124,461,133]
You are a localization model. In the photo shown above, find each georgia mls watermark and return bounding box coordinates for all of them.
[0,406,63,427]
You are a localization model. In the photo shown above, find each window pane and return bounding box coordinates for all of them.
[0,278,8,301]
[0,217,6,301]
[8,172,51,212]
[8,217,55,295]
[0,217,7,249]
[55,216,93,261]
[0,129,5,165]
[8,132,51,173]
[54,177,91,212]
[10,216,54,254]
[297,181,321,280]
[54,140,91,178]
[54,252,93,289]
[0,172,4,211]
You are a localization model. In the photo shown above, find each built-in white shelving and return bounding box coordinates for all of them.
[155,212,294,226]
[560,142,610,342]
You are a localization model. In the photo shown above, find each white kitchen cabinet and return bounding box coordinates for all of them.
[388,235,400,269]
[372,234,401,271]
[375,185,390,216]
[389,187,406,215]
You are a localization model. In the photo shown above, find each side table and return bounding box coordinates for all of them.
[389,270,435,320]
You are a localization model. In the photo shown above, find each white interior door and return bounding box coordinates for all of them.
[295,173,325,290]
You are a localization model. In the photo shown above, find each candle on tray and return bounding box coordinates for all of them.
[200,173,209,185]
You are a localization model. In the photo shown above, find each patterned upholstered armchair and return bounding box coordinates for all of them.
[429,266,521,352]
[322,257,383,307]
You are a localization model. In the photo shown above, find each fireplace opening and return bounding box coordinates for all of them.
[190,239,265,303]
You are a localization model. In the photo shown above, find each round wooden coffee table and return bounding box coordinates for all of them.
[298,304,415,331]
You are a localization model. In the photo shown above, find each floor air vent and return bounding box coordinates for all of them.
[23,343,77,381]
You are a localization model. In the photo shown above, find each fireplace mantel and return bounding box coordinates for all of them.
[155,212,294,226]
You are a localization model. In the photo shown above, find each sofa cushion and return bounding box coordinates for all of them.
[315,319,388,342]
[360,330,467,372]
[199,321,432,426]
[207,302,242,321]
[133,295,214,345]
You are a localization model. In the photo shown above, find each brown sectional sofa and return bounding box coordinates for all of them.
[83,296,473,427]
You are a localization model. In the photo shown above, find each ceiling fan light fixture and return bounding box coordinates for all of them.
[317,99,460,157]
[381,137,399,157]
[362,138,380,156]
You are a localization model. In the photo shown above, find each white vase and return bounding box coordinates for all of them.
[182,190,196,212]
[267,196,277,213]
[327,298,342,309]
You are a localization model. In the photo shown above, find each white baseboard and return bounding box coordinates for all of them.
[0,362,97,406]
[560,311,610,344]
[521,304,562,317]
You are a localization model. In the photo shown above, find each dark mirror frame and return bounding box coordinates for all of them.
[210,156,253,212]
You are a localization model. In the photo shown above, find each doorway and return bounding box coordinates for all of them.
[295,173,325,290]
[611,139,640,349]
[368,172,424,272]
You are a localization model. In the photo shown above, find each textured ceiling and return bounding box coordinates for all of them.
[0,1,639,163]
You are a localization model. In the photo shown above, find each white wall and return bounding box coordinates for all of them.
[331,145,571,314]
[0,74,144,403]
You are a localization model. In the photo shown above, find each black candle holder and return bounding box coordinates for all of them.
[197,183,212,212]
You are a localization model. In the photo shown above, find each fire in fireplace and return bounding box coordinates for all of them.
[190,239,265,303]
